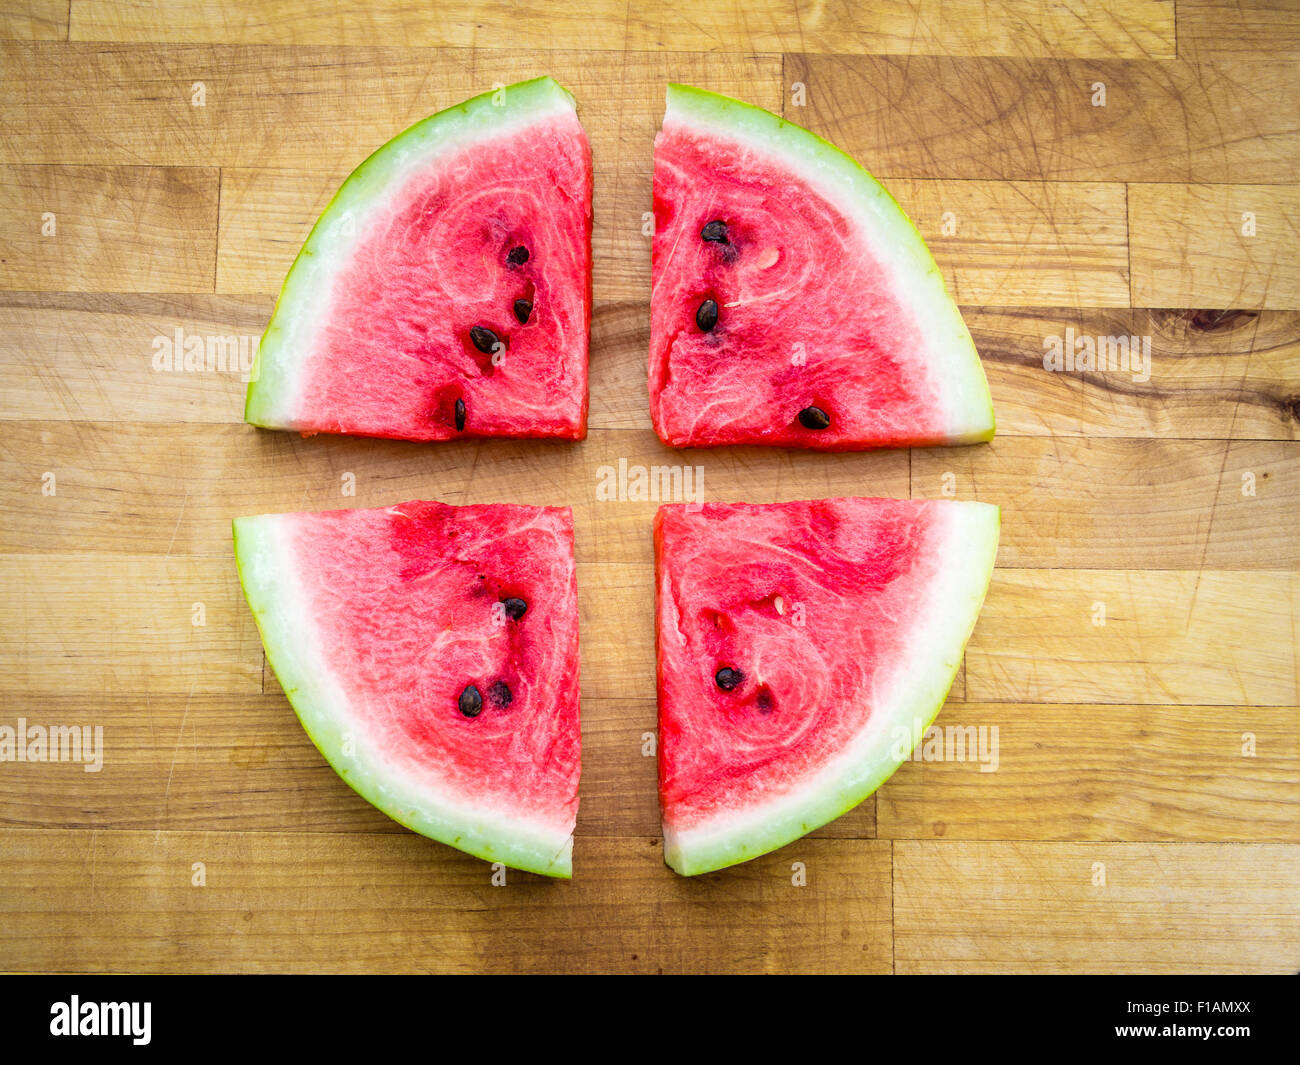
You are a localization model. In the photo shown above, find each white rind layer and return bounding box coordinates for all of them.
[663,500,1000,876]
[663,84,995,444]
[232,511,574,878]
[245,76,581,431]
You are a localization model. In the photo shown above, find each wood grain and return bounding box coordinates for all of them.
[968,569,1300,706]
[13,424,1298,571]
[8,299,1298,439]
[878,702,1300,842]
[69,0,1177,59]
[0,0,66,39]
[1175,0,1300,60]
[894,841,1300,974]
[1129,183,1300,310]
[0,43,781,175]
[891,179,1130,307]
[2,2,1297,975]
[0,554,262,697]
[628,0,1176,58]
[911,436,1300,569]
[971,307,1300,440]
[0,829,893,973]
[785,54,1300,183]
[0,166,218,292]
[0,422,911,560]
[0,691,878,839]
[0,293,266,423]
[70,0,636,49]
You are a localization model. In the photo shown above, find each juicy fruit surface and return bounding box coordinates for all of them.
[657,499,941,823]
[655,498,997,874]
[239,501,580,872]
[650,89,987,450]
[253,79,591,440]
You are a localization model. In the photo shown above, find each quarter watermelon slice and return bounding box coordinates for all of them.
[650,85,994,450]
[246,77,591,441]
[233,501,581,878]
[655,497,999,876]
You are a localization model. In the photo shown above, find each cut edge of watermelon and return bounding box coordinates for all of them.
[660,499,1000,876]
[244,75,582,435]
[232,511,575,879]
[663,84,995,445]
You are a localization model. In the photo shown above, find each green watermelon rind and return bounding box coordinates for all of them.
[663,84,995,445]
[659,500,1000,877]
[244,75,581,432]
[232,512,576,879]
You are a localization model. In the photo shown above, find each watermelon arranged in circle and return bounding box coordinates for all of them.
[246,76,592,442]
[233,501,581,878]
[649,85,995,450]
[654,497,999,875]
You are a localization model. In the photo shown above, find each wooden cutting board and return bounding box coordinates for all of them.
[1,0,1297,974]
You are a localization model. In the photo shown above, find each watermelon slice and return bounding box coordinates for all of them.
[649,85,994,450]
[233,501,581,878]
[654,497,999,875]
[246,77,592,442]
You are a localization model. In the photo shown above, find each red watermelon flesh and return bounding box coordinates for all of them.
[650,85,994,450]
[246,77,591,442]
[233,501,581,877]
[655,498,999,875]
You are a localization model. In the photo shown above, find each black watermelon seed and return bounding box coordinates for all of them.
[454,397,466,432]
[506,245,530,266]
[701,220,729,244]
[458,684,483,717]
[513,298,533,325]
[470,325,500,354]
[696,299,719,333]
[501,596,527,620]
[715,667,744,691]
[756,688,773,711]
[488,680,513,708]
[798,405,830,430]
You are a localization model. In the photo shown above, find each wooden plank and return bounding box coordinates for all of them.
[215,167,350,295]
[891,179,1129,307]
[0,555,262,697]
[1175,0,1300,60]
[1129,183,1300,310]
[967,569,1299,706]
[0,165,218,292]
[2,6,1298,980]
[0,422,910,560]
[0,829,893,973]
[0,692,395,833]
[0,293,266,423]
[628,0,1176,59]
[784,54,1300,183]
[68,0,1177,58]
[894,841,1300,973]
[70,0,633,49]
[877,702,1300,842]
[0,692,876,839]
[0,0,66,39]
[9,297,1299,440]
[590,301,651,429]
[912,436,1300,569]
[0,43,780,171]
[969,307,1300,441]
[0,556,652,700]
